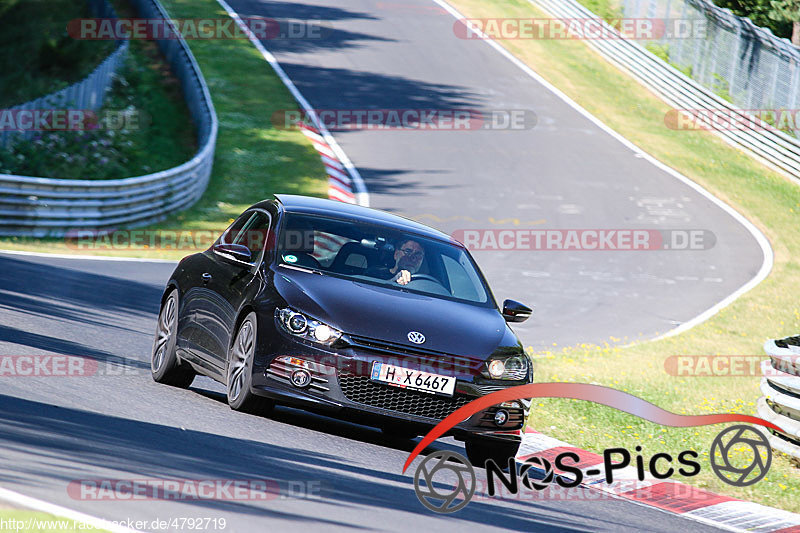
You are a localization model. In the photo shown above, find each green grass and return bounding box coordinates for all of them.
[577,0,622,20]
[0,0,115,107]
[0,0,326,257]
[450,0,800,512]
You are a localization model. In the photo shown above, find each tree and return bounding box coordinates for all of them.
[713,0,797,43]
[0,0,18,18]
[769,0,800,45]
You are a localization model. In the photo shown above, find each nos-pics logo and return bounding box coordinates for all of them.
[413,425,772,514]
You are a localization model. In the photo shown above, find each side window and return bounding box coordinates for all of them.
[220,212,254,246]
[442,254,479,301]
[220,211,271,262]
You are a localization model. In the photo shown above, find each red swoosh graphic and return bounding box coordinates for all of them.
[402,382,783,473]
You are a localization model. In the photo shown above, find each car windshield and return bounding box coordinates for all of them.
[277,213,492,305]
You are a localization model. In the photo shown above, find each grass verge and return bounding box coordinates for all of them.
[0,0,326,258]
[449,0,800,512]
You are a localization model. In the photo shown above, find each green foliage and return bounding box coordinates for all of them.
[713,0,794,39]
[0,46,195,179]
[711,73,733,102]
[578,0,623,21]
[0,0,115,106]
[0,130,135,180]
[645,42,670,62]
[0,0,18,17]
[645,42,693,76]
[769,0,800,25]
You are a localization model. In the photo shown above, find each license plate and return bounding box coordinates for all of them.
[370,362,456,397]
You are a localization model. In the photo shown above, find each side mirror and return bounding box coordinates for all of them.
[502,299,532,323]
[213,243,253,265]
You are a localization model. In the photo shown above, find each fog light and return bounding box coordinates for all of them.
[290,369,311,388]
[487,359,505,378]
[494,409,509,426]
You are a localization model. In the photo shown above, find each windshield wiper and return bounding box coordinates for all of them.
[279,263,324,275]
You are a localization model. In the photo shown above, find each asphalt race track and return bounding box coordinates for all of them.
[0,252,725,531]
[227,0,766,349]
[0,0,769,531]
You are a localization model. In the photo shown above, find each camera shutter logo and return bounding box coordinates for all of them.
[413,451,475,513]
[710,425,771,487]
[407,331,426,344]
[520,456,555,490]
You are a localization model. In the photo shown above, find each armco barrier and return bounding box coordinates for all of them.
[758,354,800,460]
[527,0,800,183]
[0,0,217,237]
[0,0,128,150]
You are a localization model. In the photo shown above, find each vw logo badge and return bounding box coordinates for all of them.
[407,331,425,344]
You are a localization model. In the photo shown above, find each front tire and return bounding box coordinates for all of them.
[465,439,520,469]
[226,312,274,415]
[151,290,196,388]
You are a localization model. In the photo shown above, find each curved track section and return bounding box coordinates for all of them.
[0,253,724,531]
[0,0,771,529]
[226,0,766,349]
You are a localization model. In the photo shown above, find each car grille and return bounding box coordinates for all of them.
[343,334,480,374]
[338,371,472,420]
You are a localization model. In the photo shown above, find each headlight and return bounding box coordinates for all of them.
[487,359,505,378]
[276,308,342,345]
[482,355,530,380]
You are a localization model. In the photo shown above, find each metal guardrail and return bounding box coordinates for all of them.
[0,0,218,237]
[0,0,128,150]
[624,0,800,120]
[758,353,800,459]
[529,0,800,183]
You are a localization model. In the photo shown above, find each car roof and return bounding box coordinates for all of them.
[258,194,456,243]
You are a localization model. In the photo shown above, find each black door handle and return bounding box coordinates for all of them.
[202,272,212,283]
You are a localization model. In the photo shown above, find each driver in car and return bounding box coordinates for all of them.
[368,238,425,285]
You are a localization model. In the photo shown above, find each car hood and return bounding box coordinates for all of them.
[272,266,508,358]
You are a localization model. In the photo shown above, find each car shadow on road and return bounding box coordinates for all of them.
[0,393,625,532]
[0,255,166,371]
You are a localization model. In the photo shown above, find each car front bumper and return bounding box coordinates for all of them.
[250,334,530,443]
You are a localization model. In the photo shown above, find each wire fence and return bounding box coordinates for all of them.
[623,0,800,134]
[532,0,800,181]
[0,0,128,149]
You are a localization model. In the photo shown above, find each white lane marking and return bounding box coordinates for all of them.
[0,486,143,533]
[432,0,773,339]
[0,249,177,263]
[215,0,369,207]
